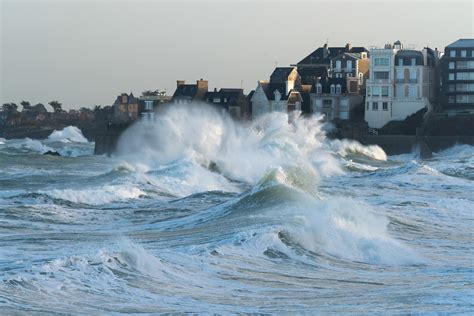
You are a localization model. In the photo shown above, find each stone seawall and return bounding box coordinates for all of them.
[94,131,122,155]
[357,135,474,158]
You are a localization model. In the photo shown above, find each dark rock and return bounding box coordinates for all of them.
[43,150,61,156]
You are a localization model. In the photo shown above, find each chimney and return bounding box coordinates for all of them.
[286,80,294,95]
[323,43,329,59]
[196,79,208,91]
[214,87,217,92]
[177,80,185,88]
[345,43,352,51]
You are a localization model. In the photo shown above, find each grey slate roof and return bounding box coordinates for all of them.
[173,84,198,98]
[298,46,369,65]
[270,67,295,83]
[446,39,474,48]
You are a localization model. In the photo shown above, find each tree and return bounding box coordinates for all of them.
[20,101,31,111]
[48,101,63,113]
[2,103,18,113]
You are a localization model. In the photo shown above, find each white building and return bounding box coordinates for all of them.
[365,41,438,129]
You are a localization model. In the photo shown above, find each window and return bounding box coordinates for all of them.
[382,86,389,97]
[372,102,378,110]
[456,72,474,80]
[316,83,322,94]
[448,96,455,103]
[449,73,455,80]
[396,69,404,81]
[372,86,381,96]
[367,86,371,96]
[347,60,352,70]
[456,83,474,91]
[456,95,474,103]
[366,102,369,110]
[411,58,416,66]
[450,50,456,57]
[336,84,342,94]
[410,69,417,82]
[374,58,389,66]
[398,58,403,66]
[382,102,388,111]
[359,73,363,84]
[339,111,349,119]
[336,73,343,78]
[449,62,455,69]
[361,53,367,59]
[457,61,474,69]
[330,84,335,94]
[374,71,389,80]
[409,85,417,98]
[461,50,467,57]
[323,99,333,106]
[144,100,153,110]
[448,84,455,92]
[336,60,341,69]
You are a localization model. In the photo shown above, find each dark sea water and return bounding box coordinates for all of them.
[0,107,473,314]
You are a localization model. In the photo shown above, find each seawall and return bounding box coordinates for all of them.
[357,135,474,158]
[94,131,122,155]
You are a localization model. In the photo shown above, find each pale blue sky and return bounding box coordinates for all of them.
[1,0,473,109]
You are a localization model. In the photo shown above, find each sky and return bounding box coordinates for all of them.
[1,0,473,110]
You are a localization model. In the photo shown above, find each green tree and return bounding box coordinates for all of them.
[48,101,63,113]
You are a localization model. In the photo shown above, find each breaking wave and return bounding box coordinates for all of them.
[48,126,89,143]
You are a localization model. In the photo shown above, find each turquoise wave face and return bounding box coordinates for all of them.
[0,115,473,314]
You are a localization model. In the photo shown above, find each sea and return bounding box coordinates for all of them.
[0,105,473,314]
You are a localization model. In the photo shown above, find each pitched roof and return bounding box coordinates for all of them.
[446,39,474,48]
[315,77,347,94]
[173,84,198,98]
[260,82,295,101]
[270,67,295,83]
[298,46,369,65]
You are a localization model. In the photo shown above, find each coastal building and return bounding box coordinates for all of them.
[171,79,208,104]
[330,51,370,88]
[112,92,139,122]
[440,39,474,115]
[365,41,438,129]
[139,91,171,122]
[295,43,369,86]
[250,67,303,118]
[310,77,364,120]
[205,88,250,119]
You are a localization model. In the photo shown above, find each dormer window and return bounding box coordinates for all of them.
[274,90,281,101]
[330,84,335,94]
[361,53,367,59]
[347,60,352,71]
[316,83,322,94]
[336,84,342,95]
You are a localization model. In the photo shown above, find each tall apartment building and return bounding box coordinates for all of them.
[440,39,474,115]
[365,41,438,129]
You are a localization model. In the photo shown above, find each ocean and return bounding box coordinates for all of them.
[1,105,473,314]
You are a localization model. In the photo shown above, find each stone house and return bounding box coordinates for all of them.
[250,67,303,118]
[311,77,364,121]
[112,92,139,122]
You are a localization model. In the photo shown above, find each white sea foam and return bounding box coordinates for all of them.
[48,126,88,143]
[116,103,343,195]
[329,139,387,161]
[47,185,146,205]
[10,138,53,153]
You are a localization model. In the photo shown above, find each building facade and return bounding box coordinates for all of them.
[365,41,438,129]
[139,92,171,122]
[311,77,364,120]
[440,39,474,114]
[205,88,250,119]
[112,93,139,123]
[171,79,209,104]
[251,67,303,118]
